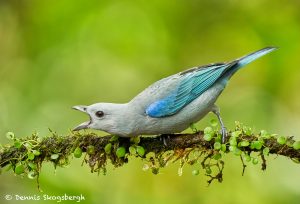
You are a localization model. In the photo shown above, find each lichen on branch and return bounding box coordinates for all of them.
[0,121,300,188]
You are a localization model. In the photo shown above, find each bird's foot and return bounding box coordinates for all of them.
[160,135,170,146]
[220,126,228,143]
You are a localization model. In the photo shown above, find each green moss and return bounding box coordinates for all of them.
[0,121,299,187]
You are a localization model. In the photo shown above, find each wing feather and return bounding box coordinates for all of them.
[145,63,234,117]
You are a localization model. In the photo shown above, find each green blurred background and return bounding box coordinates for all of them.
[1,0,300,203]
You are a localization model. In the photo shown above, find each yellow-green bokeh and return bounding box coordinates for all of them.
[1,0,300,203]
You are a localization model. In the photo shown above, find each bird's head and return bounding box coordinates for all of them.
[72,103,126,133]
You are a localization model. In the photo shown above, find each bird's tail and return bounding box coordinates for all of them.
[237,46,277,67]
[224,47,277,79]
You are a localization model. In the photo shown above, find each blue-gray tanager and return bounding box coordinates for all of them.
[73,47,276,143]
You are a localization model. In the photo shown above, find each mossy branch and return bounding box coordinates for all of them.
[0,121,300,187]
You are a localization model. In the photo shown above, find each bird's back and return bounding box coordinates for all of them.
[128,63,228,114]
[129,47,277,117]
[129,73,181,111]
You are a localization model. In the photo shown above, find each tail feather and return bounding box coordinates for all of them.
[237,46,277,67]
[222,47,277,80]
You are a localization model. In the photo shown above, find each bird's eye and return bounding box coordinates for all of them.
[95,111,104,118]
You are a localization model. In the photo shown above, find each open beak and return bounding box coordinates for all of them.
[72,105,87,112]
[72,105,91,131]
[73,121,90,131]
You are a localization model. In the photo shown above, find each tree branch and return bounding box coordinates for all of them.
[0,122,300,187]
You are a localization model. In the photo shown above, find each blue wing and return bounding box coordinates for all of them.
[145,62,235,117]
[145,47,277,118]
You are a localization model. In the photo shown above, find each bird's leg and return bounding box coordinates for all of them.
[211,105,227,143]
[160,134,170,146]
